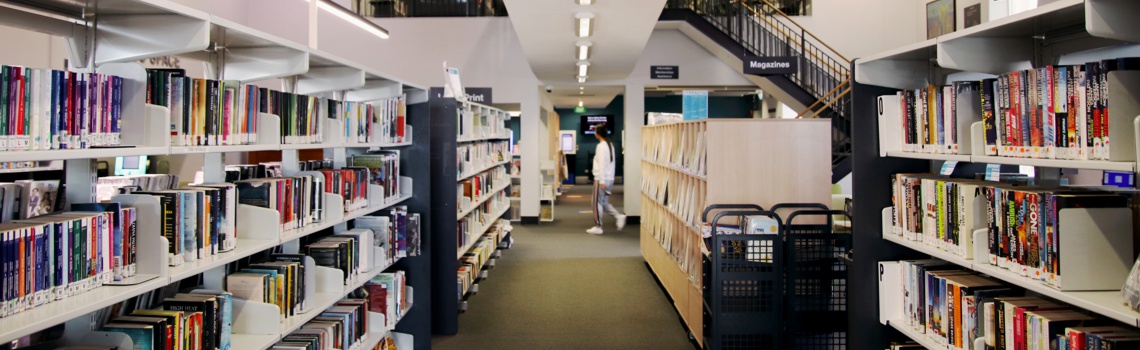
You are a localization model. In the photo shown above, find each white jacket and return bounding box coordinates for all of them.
[593,140,616,183]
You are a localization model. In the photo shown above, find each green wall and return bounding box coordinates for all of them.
[556,96,626,180]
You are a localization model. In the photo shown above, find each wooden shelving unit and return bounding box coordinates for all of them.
[639,119,831,346]
[851,1,1140,349]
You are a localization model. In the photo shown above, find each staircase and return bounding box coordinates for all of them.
[663,0,852,183]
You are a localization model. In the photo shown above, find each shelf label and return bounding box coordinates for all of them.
[940,161,958,175]
[985,164,1001,181]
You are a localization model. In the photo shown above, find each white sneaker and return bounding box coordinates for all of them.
[587,226,604,235]
[616,214,627,230]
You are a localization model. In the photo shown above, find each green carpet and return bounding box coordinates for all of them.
[431,184,697,350]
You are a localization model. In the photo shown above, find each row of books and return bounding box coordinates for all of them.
[147,69,260,147]
[304,230,369,283]
[457,222,508,301]
[458,166,507,213]
[640,163,706,230]
[329,95,406,145]
[457,140,509,178]
[892,259,1139,350]
[262,89,324,145]
[355,206,421,263]
[0,205,138,318]
[349,152,402,204]
[0,179,62,223]
[236,176,325,234]
[456,196,509,252]
[0,65,125,151]
[96,174,180,202]
[275,292,367,350]
[883,58,1140,160]
[0,160,58,171]
[889,173,1129,289]
[457,104,507,140]
[141,184,239,266]
[101,289,233,350]
[362,272,408,330]
[225,253,311,319]
[642,199,701,282]
[641,122,707,176]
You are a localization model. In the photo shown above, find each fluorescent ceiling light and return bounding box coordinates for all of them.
[578,100,584,107]
[578,0,593,4]
[577,61,589,77]
[576,41,591,60]
[579,87,584,90]
[578,76,587,83]
[317,0,390,39]
[576,12,594,38]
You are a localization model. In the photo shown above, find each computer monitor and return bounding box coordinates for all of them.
[114,156,148,176]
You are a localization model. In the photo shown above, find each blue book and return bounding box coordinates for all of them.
[103,322,156,350]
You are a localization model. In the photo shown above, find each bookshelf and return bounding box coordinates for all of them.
[851,1,1140,349]
[0,0,433,348]
[429,97,514,335]
[639,119,831,346]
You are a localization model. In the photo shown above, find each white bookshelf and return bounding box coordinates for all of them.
[0,0,428,345]
[859,2,1140,348]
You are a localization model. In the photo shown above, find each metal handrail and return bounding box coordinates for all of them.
[798,86,851,119]
[743,0,848,62]
[796,78,850,118]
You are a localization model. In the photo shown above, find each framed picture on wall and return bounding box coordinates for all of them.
[927,0,956,39]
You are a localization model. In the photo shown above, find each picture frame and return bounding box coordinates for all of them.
[927,0,956,39]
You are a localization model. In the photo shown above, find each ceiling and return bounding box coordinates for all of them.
[548,85,624,109]
[502,0,667,85]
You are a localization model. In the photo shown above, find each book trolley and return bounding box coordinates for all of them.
[701,203,852,350]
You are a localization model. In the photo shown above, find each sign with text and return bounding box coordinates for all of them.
[742,56,797,76]
[429,87,493,104]
[650,65,679,79]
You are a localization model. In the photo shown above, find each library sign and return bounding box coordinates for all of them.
[742,56,797,76]
[428,87,493,104]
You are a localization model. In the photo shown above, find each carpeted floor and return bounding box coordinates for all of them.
[431,184,697,350]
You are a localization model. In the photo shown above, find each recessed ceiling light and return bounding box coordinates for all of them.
[575,12,594,38]
[578,0,593,5]
[578,100,584,107]
[579,87,584,90]
[578,76,587,83]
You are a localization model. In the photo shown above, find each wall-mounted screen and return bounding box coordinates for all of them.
[580,115,614,135]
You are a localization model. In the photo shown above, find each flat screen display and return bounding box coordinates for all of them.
[581,115,614,135]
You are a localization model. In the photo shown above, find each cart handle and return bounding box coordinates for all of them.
[709,210,783,237]
[769,203,830,212]
[785,209,851,226]
[702,204,766,222]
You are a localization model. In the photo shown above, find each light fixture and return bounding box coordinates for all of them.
[316,0,390,39]
[578,100,584,107]
[579,87,584,90]
[576,41,592,61]
[578,76,587,83]
[578,0,593,5]
[576,12,594,38]
[577,61,589,77]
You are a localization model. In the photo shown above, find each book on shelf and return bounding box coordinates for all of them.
[889,173,1133,290]
[0,65,125,151]
[884,260,1140,350]
[881,57,1140,161]
[148,69,259,146]
[363,271,408,329]
[457,140,509,178]
[276,286,387,350]
[259,88,323,145]
[235,173,326,233]
[350,151,401,203]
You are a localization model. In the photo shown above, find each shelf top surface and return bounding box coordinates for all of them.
[1,0,208,19]
[939,0,1084,42]
[857,39,937,64]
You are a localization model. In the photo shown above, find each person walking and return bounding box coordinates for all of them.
[587,124,626,234]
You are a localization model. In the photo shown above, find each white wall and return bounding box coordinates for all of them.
[788,0,924,60]
[592,29,755,87]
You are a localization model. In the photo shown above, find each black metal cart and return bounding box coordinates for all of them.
[701,203,852,350]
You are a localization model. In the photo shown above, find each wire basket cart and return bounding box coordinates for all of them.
[701,204,784,350]
[773,204,853,350]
